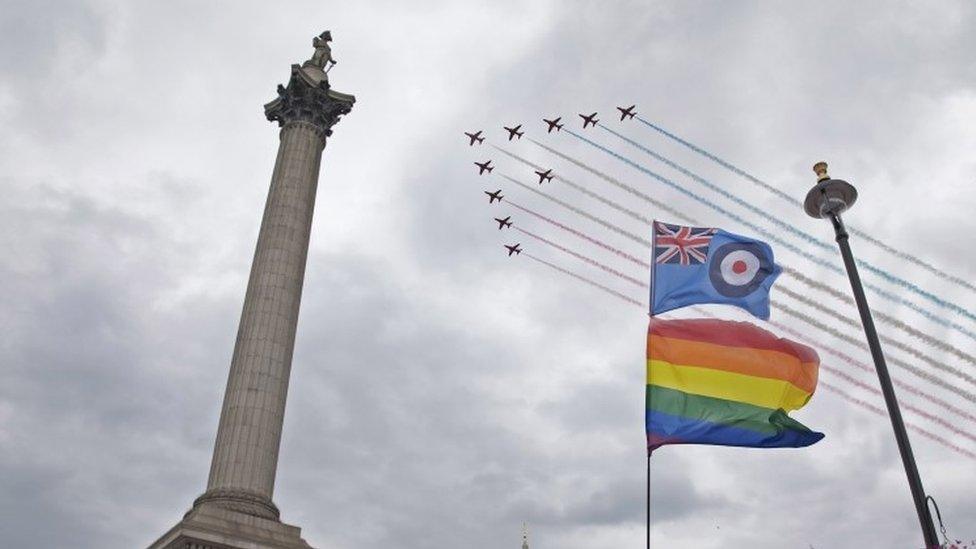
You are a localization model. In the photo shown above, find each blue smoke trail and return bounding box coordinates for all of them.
[598,124,976,325]
[562,128,976,342]
[635,116,976,294]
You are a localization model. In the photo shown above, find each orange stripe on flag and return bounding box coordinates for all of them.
[647,334,819,394]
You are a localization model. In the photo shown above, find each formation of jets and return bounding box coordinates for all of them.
[617,105,636,120]
[543,117,563,133]
[484,189,504,203]
[579,112,599,128]
[465,105,636,258]
[535,168,554,184]
[475,160,493,175]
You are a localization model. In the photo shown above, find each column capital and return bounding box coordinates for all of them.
[264,64,355,137]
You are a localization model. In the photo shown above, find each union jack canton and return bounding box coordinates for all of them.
[654,221,717,265]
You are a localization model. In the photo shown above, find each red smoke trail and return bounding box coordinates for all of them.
[507,186,976,376]
[526,138,695,224]
[782,266,976,365]
[515,227,646,288]
[497,172,651,248]
[820,381,976,461]
[504,140,976,360]
[779,284,976,370]
[775,301,976,399]
[527,254,976,455]
[771,320,976,425]
[523,253,645,308]
[504,200,646,267]
[525,139,976,357]
[819,363,976,444]
[491,143,658,225]
[520,214,976,424]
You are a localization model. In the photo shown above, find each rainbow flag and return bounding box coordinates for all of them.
[646,317,824,452]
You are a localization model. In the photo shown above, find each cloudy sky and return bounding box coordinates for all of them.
[1,1,975,548]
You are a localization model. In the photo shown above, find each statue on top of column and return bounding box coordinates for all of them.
[305,31,336,71]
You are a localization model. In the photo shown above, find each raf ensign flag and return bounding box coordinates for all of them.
[650,221,781,319]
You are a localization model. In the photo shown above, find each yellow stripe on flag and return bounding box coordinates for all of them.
[647,359,812,411]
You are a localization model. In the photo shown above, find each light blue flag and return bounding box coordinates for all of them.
[650,221,781,319]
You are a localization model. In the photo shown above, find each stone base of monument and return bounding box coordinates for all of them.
[147,503,314,549]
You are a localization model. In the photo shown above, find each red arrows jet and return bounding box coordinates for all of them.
[504,243,522,256]
[616,105,636,120]
[535,168,554,184]
[494,216,512,229]
[484,189,504,203]
[504,124,524,141]
[543,117,563,133]
[474,160,493,175]
[579,112,599,128]
[465,130,484,145]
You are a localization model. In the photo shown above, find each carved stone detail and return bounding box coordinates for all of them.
[264,65,355,137]
[191,488,281,521]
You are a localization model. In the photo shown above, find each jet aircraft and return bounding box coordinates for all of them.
[494,216,512,229]
[543,117,563,133]
[505,243,522,256]
[475,160,493,175]
[616,105,637,120]
[579,112,599,128]
[504,124,524,141]
[465,130,484,145]
[535,169,554,184]
[484,189,504,203]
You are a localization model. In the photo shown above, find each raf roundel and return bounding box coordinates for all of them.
[708,242,773,297]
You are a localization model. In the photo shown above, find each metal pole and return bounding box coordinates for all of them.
[646,454,651,549]
[827,211,940,548]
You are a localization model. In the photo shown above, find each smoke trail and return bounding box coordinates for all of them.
[820,381,976,460]
[506,175,976,364]
[634,116,976,294]
[635,116,797,203]
[783,266,975,362]
[523,253,645,308]
[505,200,647,267]
[491,143,657,225]
[497,172,651,248]
[527,138,696,224]
[768,319,976,425]
[515,227,646,288]
[820,363,976,444]
[600,124,976,322]
[521,222,976,404]
[526,256,976,432]
[778,285,976,370]
[774,300,976,400]
[562,128,976,343]
[782,265,853,305]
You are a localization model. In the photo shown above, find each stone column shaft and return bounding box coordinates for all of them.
[199,121,325,518]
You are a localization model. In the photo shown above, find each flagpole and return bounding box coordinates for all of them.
[646,452,651,549]
[804,162,939,548]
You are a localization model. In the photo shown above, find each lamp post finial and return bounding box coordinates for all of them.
[813,161,829,182]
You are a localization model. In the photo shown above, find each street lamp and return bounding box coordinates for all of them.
[804,162,939,548]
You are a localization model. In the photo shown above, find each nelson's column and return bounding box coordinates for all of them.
[149,31,354,549]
